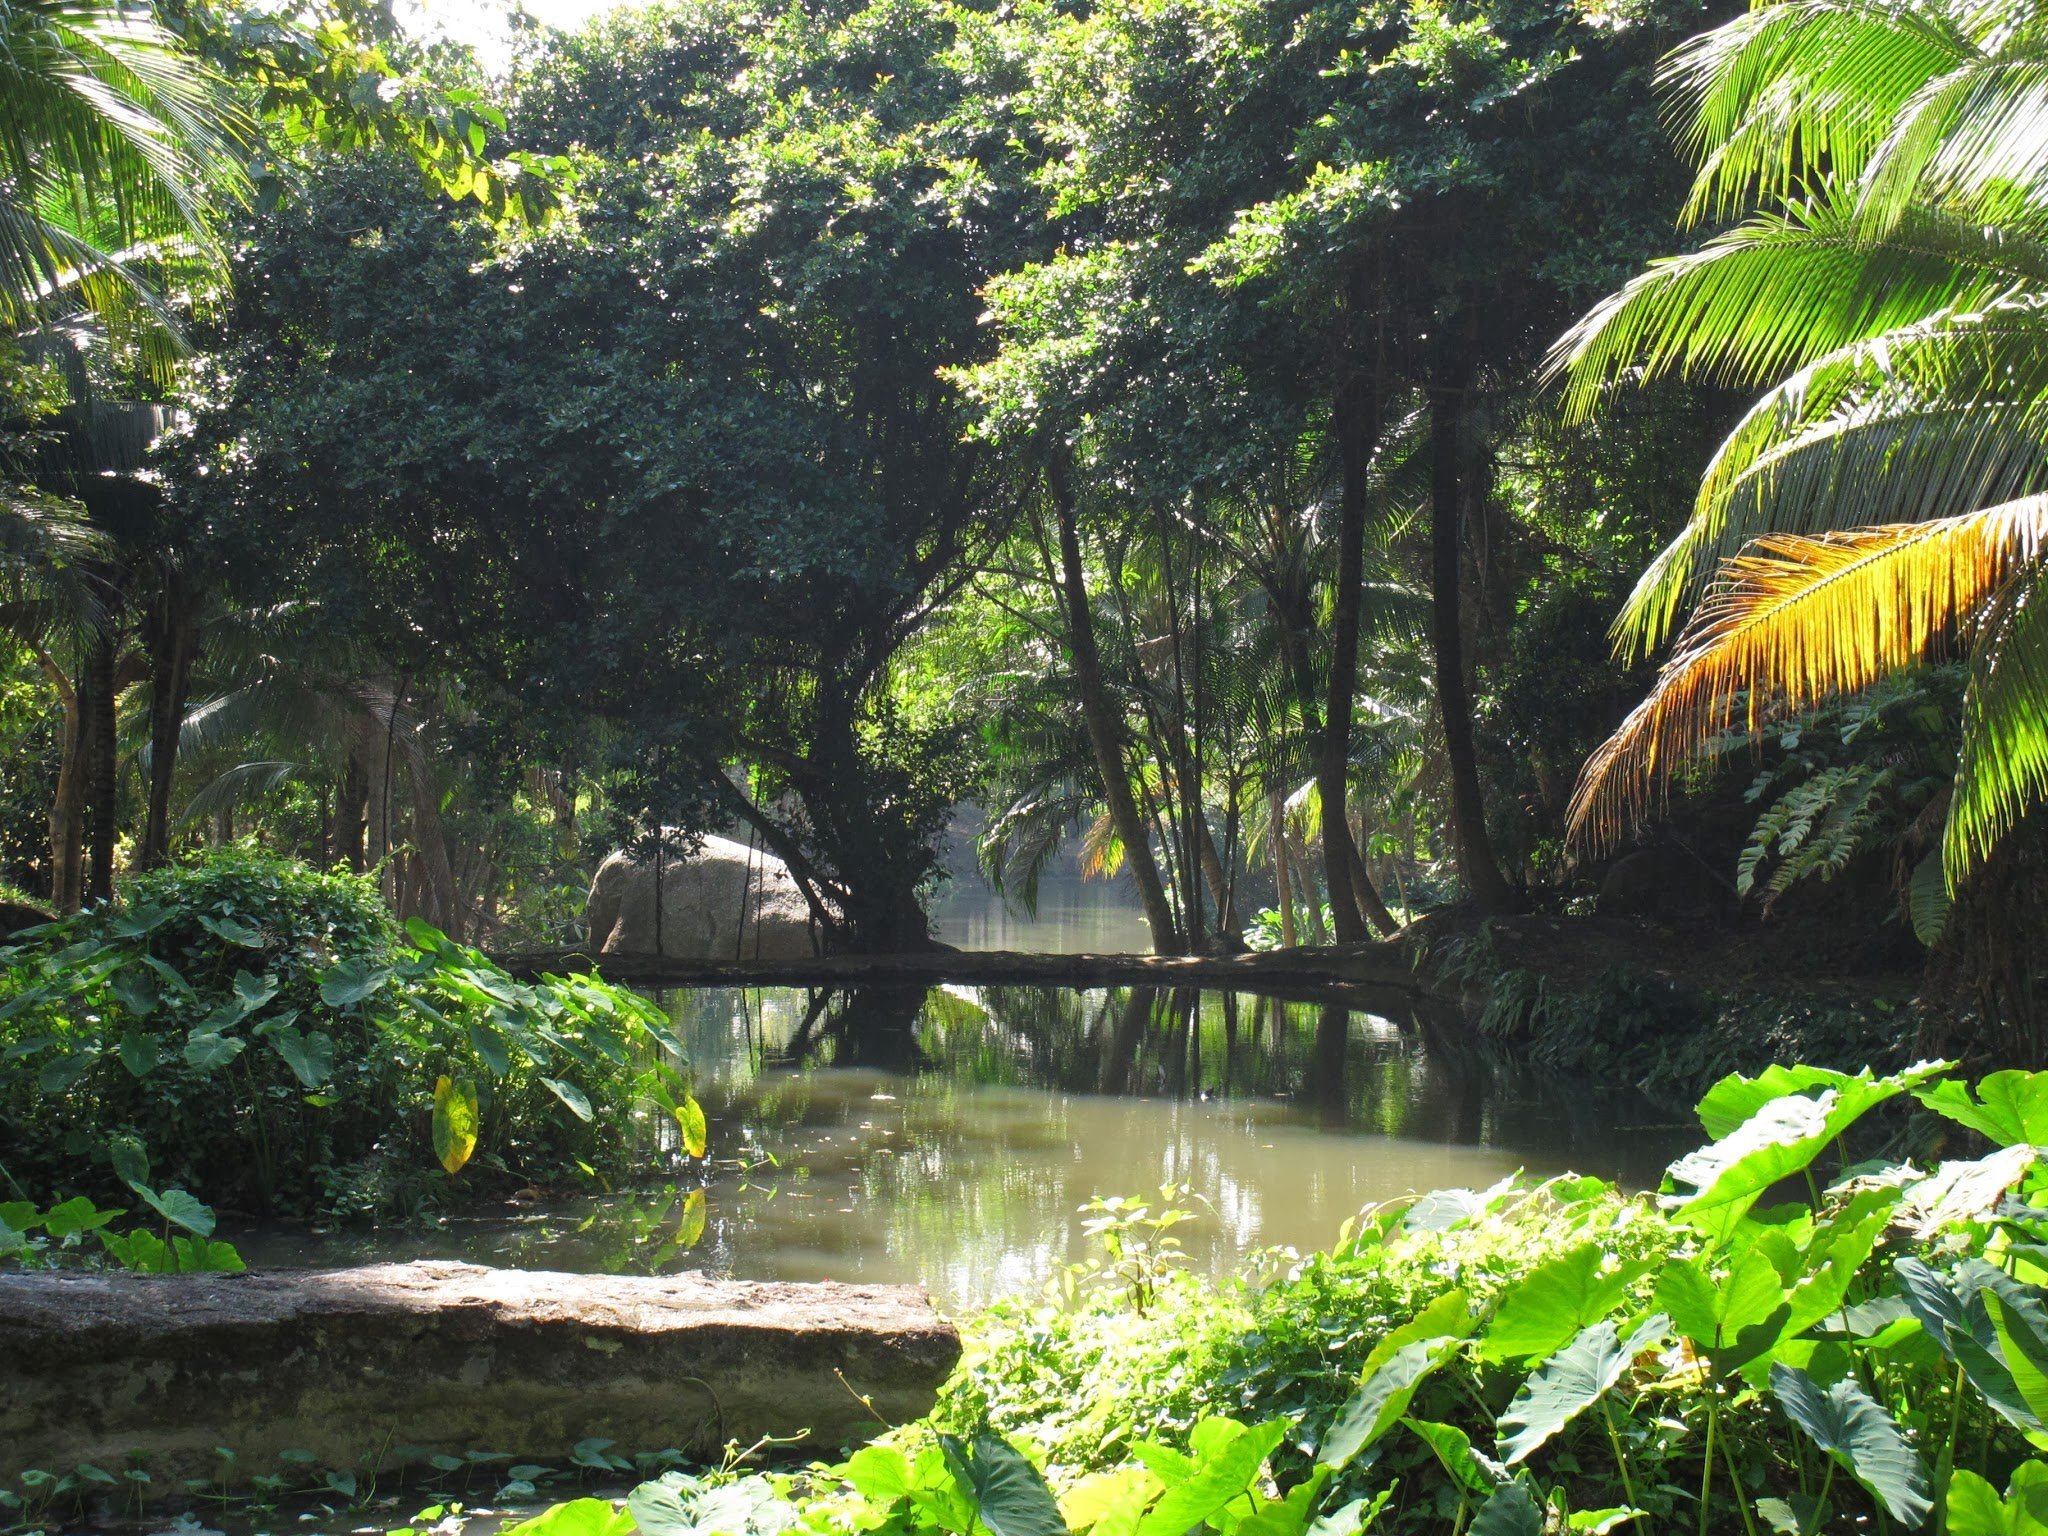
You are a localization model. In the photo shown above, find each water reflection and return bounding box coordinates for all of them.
[234,986,1686,1310]
[928,870,1153,953]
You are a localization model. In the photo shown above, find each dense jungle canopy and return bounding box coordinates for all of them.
[4,0,2047,1050]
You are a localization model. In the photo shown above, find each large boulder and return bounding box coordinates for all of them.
[586,833,823,959]
[0,1261,957,1489]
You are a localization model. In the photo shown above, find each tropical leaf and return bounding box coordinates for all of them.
[1496,1316,1665,1466]
[1549,195,2045,425]
[1916,1069,2048,1145]
[1663,1078,1906,1241]
[1620,296,2048,653]
[1569,500,2048,857]
[433,1074,480,1176]
[1950,572,2048,877]
[1769,1362,1930,1526]
[942,1435,1067,1536]
[1659,0,1976,223]
[1320,1338,1462,1472]
[1468,1484,1543,1536]
[1946,1462,2048,1536]
[1481,1245,1649,1363]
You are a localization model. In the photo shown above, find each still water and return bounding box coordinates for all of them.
[241,986,1688,1311]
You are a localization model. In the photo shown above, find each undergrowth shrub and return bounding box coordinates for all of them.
[0,848,701,1218]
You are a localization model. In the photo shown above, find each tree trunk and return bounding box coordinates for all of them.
[1428,368,1517,914]
[32,646,85,912]
[140,573,197,870]
[1322,375,1399,941]
[1268,790,1297,948]
[410,778,460,940]
[1344,818,1399,934]
[335,750,368,872]
[1051,470,1181,953]
[1193,810,1240,947]
[83,627,118,905]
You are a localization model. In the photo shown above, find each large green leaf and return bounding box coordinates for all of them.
[1896,1258,2048,1442]
[1916,1072,2048,1148]
[542,1076,594,1122]
[319,958,390,1008]
[183,1029,246,1072]
[1320,1338,1461,1471]
[502,1499,637,1536]
[1361,1291,1477,1378]
[1402,1418,1504,1495]
[1695,1065,1869,1138]
[944,1434,1068,1536]
[677,1092,709,1159]
[1989,1291,2048,1433]
[1469,1484,1544,1536]
[268,1027,334,1089]
[1946,1463,2048,1536]
[1663,1082,1906,1243]
[1483,1246,1648,1363]
[1496,1316,1665,1466]
[1655,1250,1788,1370]
[1768,1362,1929,1527]
[1133,1419,1288,1536]
[136,1185,216,1238]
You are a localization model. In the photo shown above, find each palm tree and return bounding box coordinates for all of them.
[1,0,246,356]
[1553,0,2048,889]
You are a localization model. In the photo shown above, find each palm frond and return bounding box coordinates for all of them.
[1949,569,2048,877]
[1617,294,2048,653]
[1549,193,2047,421]
[178,759,302,829]
[1664,0,1974,225]
[1570,497,2048,852]
[0,0,248,344]
[1860,56,2048,232]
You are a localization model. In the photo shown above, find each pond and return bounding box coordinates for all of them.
[238,985,1692,1312]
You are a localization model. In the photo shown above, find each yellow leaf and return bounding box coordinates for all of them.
[1570,498,2048,857]
[432,1074,480,1177]
[677,1189,707,1250]
[676,1092,708,1159]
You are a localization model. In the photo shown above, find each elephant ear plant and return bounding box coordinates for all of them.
[1293,1060,2048,1535]
[469,1059,2048,1536]
[0,848,704,1224]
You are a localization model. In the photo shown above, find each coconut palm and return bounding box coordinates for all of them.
[0,0,247,354]
[1553,0,2048,885]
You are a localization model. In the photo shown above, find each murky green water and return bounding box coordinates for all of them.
[237,985,1688,1311]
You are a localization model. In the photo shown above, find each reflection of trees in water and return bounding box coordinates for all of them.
[773,984,929,1071]
[669,982,1679,1176]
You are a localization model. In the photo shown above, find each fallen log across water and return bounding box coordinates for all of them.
[494,937,1439,999]
[0,1261,957,1491]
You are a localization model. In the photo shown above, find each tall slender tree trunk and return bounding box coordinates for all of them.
[336,749,368,872]
[140,572,196,869]
[1428,366,1516,914]
[1323,369,1399,942]
[83,627,118,904]
[1051,470,1181,953]
[1193,811,1240,946]
[1267,789,1297,948]
[32,646,85,911]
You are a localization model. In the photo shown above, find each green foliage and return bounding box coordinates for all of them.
[0,847,700,1216]
[0,1188,242,1273]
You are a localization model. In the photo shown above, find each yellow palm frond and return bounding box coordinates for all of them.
[1079,811,1124,881]
[1570,497,2048,854]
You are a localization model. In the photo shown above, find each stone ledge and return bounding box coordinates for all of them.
[0,1261,958,1489]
